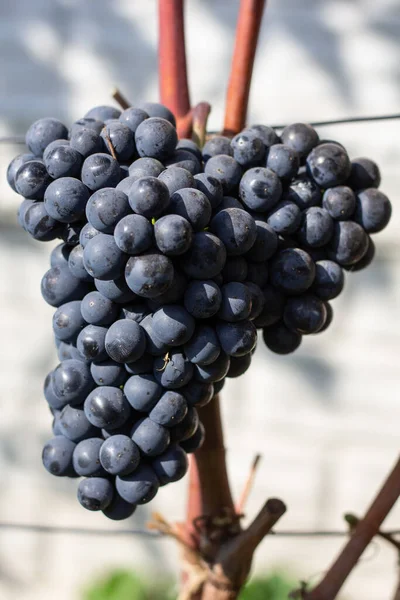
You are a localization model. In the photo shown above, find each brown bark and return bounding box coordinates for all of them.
[223,0,267,135]
[301,455,400,600]
[158,0,192,137]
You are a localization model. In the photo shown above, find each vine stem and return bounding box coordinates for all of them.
[301,455,400,600]
[158,0,192,137]
[223,0,267,135]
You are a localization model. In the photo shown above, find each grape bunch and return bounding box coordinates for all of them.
[7,101,391,520]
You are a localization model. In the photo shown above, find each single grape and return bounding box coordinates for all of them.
[42,436,76,476]
[284,295,327,334]
[270,248,315,294]
[205,154,242,194]
[218,282,252,322]
[41,266,89,307]
[354,188,391,233]
[116,464,159,505]
[347,157,381,190]
[322,186,356,221]
[77,324,108,361]
[70,127,104,159]
[129,157,165,178]
[44,144,82,179]
[345,237,375,272]
[81,153,120,191]
[184,280,222,319]
[119,107,149,132]
[211,208,257,256]
[263,322,302,354]
[180,423,205,453]
[131,418,170,457]
[239,166,282,212]
[101,121,135,162]
[84,386,130,430]
[231,130,265,167]
[102,493,137,520]
[327,221,369,266]
[158,166,194,195]
[7,152,37,191]
[50,243,71,268]
[53,300,85,342]
[152,444,188,485]
[52,359,94,406]
[227,353,252,378]
[313,260,344,300]
[202,136,233,162]
[246,260,269,288]
[125,252,174,298]
[77,477,114,511]
[70,118,104,137]
[15,160,51,200]
[149,391,188,427]
[73,437,104,476]
[100,434,140,476]
[128,176,170,219]
[267,200,302,235]
[83,233,126,280]
[81,291,118,326]
[152,305,195,346]
[153,350,194,389]
[266,144,300,179]
[193,173,223,209]
[105,319,146,363]
[90,360,128,387]
[135,117,177,160]
[216,321,257,357]
[84,105,121,121]
[246,124,279,148]
[22,201,61,241]
[280,123,319,158]
[123,374,162,412]
[194,352,231,383]
[297,207,334,247]
[57,341,88,364]
[306,143,351,187]
[169,188,211,231]
[26,117,68,155]
[86,188,131,233]
[44,177,90,223]
[154,214,193,256]
[180,381,214,408]
[184,325,220,366]
[137,102,176,126]
[140,314,169,356]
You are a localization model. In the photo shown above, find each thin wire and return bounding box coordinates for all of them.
[0,522,399,538]
[1,113,400,146]
[272,112,400,129]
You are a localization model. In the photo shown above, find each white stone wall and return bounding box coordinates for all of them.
[0,1,399,598]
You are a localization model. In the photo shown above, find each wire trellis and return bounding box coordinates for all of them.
[0,521,399,539]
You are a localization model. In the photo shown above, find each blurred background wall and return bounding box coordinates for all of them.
[0,0,399,598]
